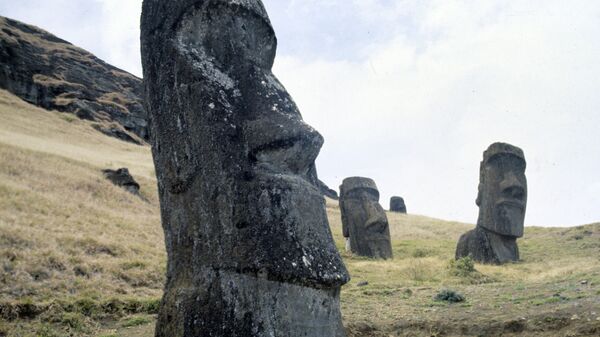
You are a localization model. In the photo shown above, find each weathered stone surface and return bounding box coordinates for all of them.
[340,177,393,259]
[102,168,140,195]
[456,142,527,264]
[141,1,349,336]
[0,16,147,144]
[390,196,407,213]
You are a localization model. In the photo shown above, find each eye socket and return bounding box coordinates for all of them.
[345,189,379,200]
[502,186,525,201]
[487,154,525,173]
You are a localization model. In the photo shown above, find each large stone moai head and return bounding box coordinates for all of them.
[390,196,407,213]
[456,142,527,264]
[141,1,349,336]
[339,177,393,259]
[476,142,527,237]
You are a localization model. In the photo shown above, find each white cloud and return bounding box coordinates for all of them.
[2,0,599,226]
[0,0,143,76]
[98,0,143,76]
[274,0,600,226]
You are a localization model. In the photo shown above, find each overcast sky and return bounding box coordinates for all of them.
[1,0,599,227]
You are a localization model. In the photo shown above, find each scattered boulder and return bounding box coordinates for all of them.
[390,196,407,213]
[141,1,349,336]
[0,16,148,144]
[434,289,465,303]
[340,177,393,259]
[456,142,528,264]
[102,168,140,195]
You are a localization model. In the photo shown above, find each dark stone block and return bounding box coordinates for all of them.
[390,196,407,213]
[339,177,393,259]
[141,1,349,336]
[455,142,527,264]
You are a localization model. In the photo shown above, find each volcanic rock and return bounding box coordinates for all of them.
[0,16,147,144]
[390,196,407,213]
[102,168,140,195]
[456,142,528,264]
[141,0,349,336]
[340,177,393,259]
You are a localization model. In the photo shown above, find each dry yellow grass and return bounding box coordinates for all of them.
[0,89,598,336]
[0,90,154,180]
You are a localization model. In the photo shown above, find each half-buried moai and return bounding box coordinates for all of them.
[340,177,393,259]
[141,1,350,336]
[390,196,407,213]
[456,142,527,264]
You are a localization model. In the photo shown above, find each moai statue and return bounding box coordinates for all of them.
[141,1,349,336]
[456,143,527,264]
[339,177,393,259]
[390,196,407,213]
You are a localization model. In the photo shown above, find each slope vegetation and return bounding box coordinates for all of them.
[0,16,147,143]
[0,89,598,336]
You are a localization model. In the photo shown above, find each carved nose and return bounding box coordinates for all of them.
[246,117,323,175]
[500,172,525,201]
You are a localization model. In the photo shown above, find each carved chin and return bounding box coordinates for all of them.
[493,202,525,236]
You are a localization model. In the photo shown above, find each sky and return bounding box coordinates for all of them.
[1,0,599,227]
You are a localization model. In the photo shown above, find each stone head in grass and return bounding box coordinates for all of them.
[340,177,393,259]
[390,196,407,213]
[456,142,527,264]
[141,0,349,336]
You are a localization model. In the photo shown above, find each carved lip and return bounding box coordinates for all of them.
[249,133,321,181]
[249,136,305,161]
[497,199,525,210]
[251,166,321,197]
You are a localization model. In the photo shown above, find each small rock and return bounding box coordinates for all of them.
[102,168,140,195]
[357,281,369,287]
[580,280,588,285]
[570,314,579,320]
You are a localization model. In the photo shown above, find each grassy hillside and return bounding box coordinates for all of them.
[0,89,599,336]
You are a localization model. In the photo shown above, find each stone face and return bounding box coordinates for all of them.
[0,16,148,144]
[456,142,527,264]
[102,168,140,195]
[141,1,349,336]
[390,196,407,213]
[339,177,393,259]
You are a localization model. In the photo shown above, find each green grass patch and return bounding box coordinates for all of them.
[434,289,465,303]
[121,315,152,328]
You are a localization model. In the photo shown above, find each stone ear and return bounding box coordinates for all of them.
[476,160,485,206]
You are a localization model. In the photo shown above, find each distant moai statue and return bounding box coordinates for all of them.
[456,142,527,264]
[390,196,407,213]
[141,1,349,336]
[340,177,393,259]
